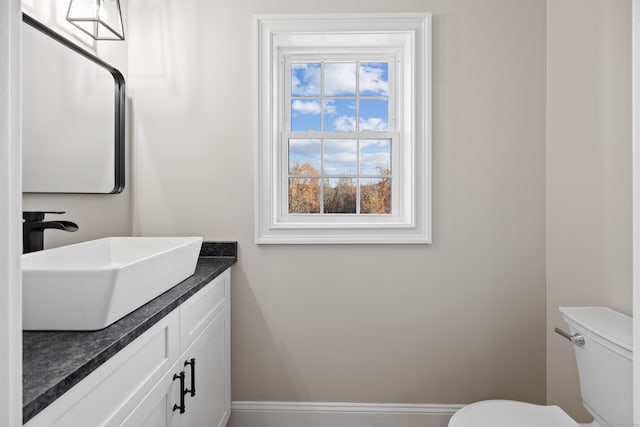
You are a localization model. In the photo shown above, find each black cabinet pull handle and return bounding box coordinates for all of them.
[184,358,196,397]
[172,372,186,413]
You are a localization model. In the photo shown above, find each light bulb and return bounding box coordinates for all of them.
[98,0,108,20]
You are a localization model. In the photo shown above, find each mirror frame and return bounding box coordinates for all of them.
[22,13,125,194]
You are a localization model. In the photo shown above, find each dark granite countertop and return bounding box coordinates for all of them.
[22,242,237,424]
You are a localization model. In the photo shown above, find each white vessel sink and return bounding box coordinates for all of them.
[22,236,203,331]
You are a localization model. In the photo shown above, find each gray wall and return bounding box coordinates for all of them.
[129,0,547,404]
[546,0,633,421]
[21,0,132,248]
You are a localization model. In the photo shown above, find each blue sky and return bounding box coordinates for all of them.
[291,62,389,132]
[289,139,391,176]
[288,62,391,177]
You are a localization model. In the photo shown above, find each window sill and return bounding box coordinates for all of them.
[255,224,431,245]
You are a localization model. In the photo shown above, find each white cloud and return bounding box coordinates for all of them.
[323,140,357,173]
[324,139,357,155]
[325,152,357,163]
[289,139,321,156]
[360,139,390,149]
[360,139,391,174]
[289,139,321,170]
[359,64,388,95]
[292,100,321,115]
[323,152,357,174]
[324,100,336,115]
[359,117,388,131]
[324,63,357,96]
[360,153,391,173]
[292,62,388,98]
[292,63,321,96]
[333,116,357,132]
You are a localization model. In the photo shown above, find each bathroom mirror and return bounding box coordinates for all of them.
[22,13,125,194]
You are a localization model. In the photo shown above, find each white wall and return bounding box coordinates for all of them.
[129,0,547,404]
[546,0,633,421]
[21,0,131,249]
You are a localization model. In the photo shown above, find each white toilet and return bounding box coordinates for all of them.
[448,306,633,427]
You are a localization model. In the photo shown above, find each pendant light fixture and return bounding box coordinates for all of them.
[66,0,125,41]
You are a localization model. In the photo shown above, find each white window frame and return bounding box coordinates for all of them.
[256,13,431,244]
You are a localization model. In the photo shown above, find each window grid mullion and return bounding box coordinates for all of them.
[355,62,361,214]
[287,58,394,216]
[356,139,361,214]
[320,62,325,133]
[356,61,360,133]
[320,139,325,214]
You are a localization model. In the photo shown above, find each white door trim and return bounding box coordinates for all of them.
[632,0,640,424]
[0,0,23,425]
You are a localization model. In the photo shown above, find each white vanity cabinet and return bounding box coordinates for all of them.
[180,304,230,427]
[123,271,231,427]
[179,269,231,427]
[25,269,231,427]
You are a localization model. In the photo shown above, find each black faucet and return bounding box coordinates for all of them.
[22,211,78,254]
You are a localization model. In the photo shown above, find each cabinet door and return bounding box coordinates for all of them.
[181,305,230,427]
[25,310,180,427]
[119,357,183,427]
[180,270,229,353]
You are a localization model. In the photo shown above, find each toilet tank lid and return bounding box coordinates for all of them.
[559,306,632,352]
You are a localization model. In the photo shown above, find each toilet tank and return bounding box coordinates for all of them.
[559,307,632,427]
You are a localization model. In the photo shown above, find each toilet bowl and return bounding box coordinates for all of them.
[448,400,578,427]
[448,307,633,427]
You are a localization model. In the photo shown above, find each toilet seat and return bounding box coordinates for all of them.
[448,400,579,427]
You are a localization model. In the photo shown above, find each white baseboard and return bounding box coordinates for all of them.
[228,401,464,427]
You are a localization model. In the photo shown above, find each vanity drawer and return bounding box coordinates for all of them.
[179,269,229,352]
[25,310,180,427]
